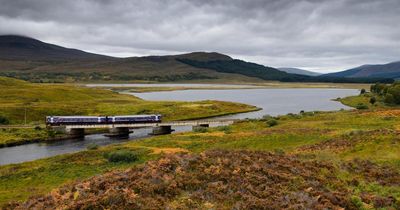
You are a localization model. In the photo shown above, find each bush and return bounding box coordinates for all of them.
[34,125,42,131]
[273,149,285,155]
[193,126,208,133]
[266,119,278,127]
[360,88,366,95]
[369,96,376,105]
[262,114,274,120]
[217,126,232,134]
[46,129,57,137]
[356,103,368,110]
[87,143,99,150]
[104,150,138,163]
[0,116,9,125]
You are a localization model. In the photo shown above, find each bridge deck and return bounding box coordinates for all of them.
[61,119,237,129]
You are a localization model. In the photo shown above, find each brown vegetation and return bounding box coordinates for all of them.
[5,150,374,210]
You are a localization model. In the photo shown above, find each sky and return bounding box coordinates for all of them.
[0,0,399,73]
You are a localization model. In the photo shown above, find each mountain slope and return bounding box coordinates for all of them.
[0,35,112,61]
[325,61,400,79]
[278,67,321,76]
[0,35,393,83]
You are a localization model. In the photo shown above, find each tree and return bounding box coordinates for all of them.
[360,88,366,95]
[386,85,400,104]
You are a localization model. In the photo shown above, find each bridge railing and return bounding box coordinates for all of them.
[59,119,238,129]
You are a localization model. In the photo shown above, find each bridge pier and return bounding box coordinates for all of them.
[106,127,131,137]
[152,126,174,135]
[192,124,209,131]
[67,128,85,138]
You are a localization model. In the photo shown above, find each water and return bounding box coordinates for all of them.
[0,87,358,165]
[132,88,359,119]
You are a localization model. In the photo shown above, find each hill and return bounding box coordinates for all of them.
[0,35,112,61]
[324,61,400,79]
[278,67,321,76]
[0,35,393,83]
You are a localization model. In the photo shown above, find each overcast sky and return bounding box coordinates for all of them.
[0,0,399,73]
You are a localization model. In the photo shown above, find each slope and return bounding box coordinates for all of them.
[278,67,321,76]
[325,61,400,79]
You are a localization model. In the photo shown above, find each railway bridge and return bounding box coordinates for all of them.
[55,119,237,137]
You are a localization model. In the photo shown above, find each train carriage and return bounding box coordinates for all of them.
[46,114,161,126]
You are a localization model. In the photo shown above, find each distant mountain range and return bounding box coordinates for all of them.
[0,35,393,83]
[324,61,400,79]
[278,68,321,76]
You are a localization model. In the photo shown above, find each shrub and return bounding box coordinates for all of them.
[34,125,42,131]
[193,126,208,133]
[266,119,278,127]
[369,96,376,105]
[350,196,364,209]
[87,143,99,150]
[217,126,232,134]
[360,88,366,95]
[46,129,57,137]
[0,116,9,125]
[262,114,274,120]
[356,103,368,110]
[273,149,285,155]
[104,150,138,163]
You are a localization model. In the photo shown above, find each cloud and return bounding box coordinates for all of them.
[0,0,399,72]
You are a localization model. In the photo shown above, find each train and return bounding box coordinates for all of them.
[46,114,162,126]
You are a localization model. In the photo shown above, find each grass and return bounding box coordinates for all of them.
[1,106,400,205]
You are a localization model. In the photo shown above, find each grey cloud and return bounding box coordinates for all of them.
[0,0,399,72]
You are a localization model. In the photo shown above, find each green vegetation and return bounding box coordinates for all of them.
[0,116,9,125]
[371,82,400,105]
[0,127,63,147]
[86,143,99,150]
[1,106,400,207]
[104,150,139,163]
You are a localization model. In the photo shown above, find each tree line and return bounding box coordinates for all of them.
[370,82,400,104]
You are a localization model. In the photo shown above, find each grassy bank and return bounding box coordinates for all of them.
[1,107,399,207]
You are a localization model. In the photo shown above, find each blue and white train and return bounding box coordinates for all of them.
[46,115,162,126]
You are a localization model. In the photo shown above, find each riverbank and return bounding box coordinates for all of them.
[1,105,399,207]
[89,81,369,93]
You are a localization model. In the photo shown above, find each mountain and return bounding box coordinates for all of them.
[0,35,112,61]
[0,35,393,83]
[278,68,321,76]
[324,61,400,79]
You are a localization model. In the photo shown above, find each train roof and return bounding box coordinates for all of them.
[47,115,161,118]
[112,115,160,117]
[46,116,99,118]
